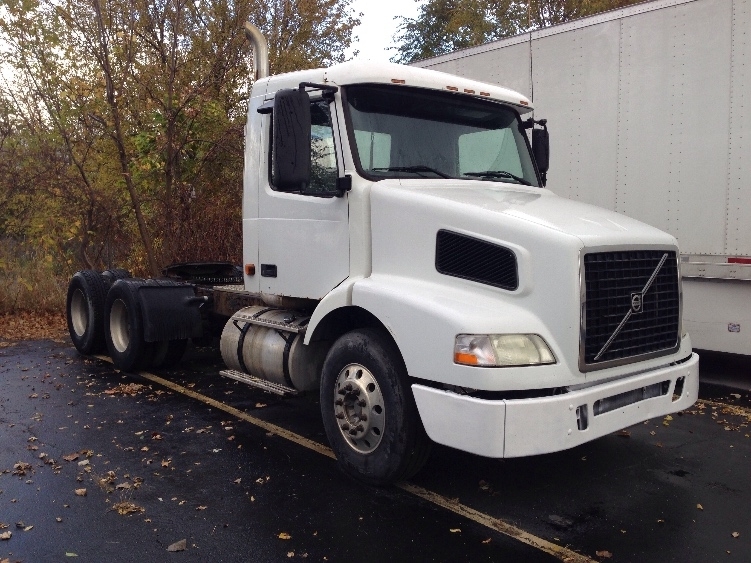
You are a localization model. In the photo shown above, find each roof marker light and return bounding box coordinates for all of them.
[520,100,529,106]
[480,92,490,96]
[464,89,475,94]
[391,79,405,84]
[447,86,458,91]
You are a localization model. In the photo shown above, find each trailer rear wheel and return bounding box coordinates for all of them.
[66,270,108,354]
[104,280,155,372]
[320,328,431,486]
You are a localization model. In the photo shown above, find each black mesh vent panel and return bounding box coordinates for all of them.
[435,230,518,290]
[584,250,680,366]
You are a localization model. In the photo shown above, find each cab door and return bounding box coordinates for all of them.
[257,97,349,300]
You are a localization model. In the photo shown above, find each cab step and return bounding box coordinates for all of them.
[219,369,298,396]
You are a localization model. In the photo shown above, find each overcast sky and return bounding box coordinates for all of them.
[347,0,425,62]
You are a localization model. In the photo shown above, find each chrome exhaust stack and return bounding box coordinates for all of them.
[244,22,269,81]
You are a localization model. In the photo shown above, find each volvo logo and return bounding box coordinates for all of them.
[631,292,643,314]
[593,252,670,361]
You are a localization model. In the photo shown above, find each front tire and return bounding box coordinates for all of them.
[104,280,155,372]
[320,328,431,486]
[66,270,108,354]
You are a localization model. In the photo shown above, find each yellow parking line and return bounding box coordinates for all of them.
[93,355,592,562]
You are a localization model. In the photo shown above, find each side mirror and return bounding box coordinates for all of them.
[272,88,311,191]
[532,123,549,186]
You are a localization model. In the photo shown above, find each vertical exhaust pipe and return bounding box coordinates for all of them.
[244,22,269,81]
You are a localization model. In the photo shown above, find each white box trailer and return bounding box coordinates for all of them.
[415,0,751,356]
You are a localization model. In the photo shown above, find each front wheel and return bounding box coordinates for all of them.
[320,328,431,486]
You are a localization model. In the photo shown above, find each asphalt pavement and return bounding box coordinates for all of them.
[1,339,749,562]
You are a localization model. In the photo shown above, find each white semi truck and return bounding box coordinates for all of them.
[66,23,699,485]
[415,0,751,357]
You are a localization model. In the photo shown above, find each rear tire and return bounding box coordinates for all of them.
[320,328,431,486]
[152,339,188,368]
[104,280,155,372]
[101,268,131,288]
[66,270,108,354]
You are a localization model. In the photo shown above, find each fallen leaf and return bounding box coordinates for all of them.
[23,525,33,532]
[56,518,62,523]
[0,531,11,540]
[278,532,292,540]
[287,552,294,558]
[255,403,267,408]
[65,553,78,557]
[62,453,79,462]
[595,550,613,558]
[449,528,461,533]
[161,460,171,468]
[617,430,631,438]
[167,539,187,552]
[697,504,703,510]
[482,538,492,544]
[233,478,242,484]
[732,532,740,538]
[112,502,144,515]
[196,506,207,511]
[77,460,89,467]
[75,488,87,496]
[115,483,131,490]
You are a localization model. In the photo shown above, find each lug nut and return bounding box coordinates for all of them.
[355,424,364,432]
[359,414,367,421]
[357,399,366,407]
[335,399,344,406]
[348,428,358,436]
[337,388,347,396]
[341,423,350,431]
[336,413,344,419]
[344,383,353,392]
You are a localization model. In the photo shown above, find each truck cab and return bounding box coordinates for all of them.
[232,57,698,483]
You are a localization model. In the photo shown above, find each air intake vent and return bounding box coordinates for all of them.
[435,230,518,290]
[582,250,680,370]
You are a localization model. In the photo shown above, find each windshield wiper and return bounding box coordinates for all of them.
[371,165,452,179]
[463,170,532,186]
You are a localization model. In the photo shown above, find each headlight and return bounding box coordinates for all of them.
[454,334,556,367]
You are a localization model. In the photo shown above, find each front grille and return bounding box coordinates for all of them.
[583,250,679,369]
[435,230,518,290]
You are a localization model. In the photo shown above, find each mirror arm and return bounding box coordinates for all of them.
[523,117,547,130]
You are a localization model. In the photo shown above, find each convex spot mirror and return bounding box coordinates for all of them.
[273,88,311,192]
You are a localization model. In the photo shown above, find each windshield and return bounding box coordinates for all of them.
[344,84,539,187]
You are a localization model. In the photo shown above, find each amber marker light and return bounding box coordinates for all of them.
[446,86,458,91]
[244,263,256,276]
[480,92,490,96]
[519,100,529,106]
[391,79,406,84]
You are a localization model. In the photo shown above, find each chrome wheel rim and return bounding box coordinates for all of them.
[110,299,130,353]
[333,363,385,454]
[70,289,88,337]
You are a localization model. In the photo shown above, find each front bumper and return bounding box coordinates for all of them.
[412,353,699,458]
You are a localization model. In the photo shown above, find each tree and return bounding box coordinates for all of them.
[0,0,360,277]
[391,0,643,64]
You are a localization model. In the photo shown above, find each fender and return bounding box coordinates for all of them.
[303,277,361,345]
[135,280,205,342]
[349,274,575,391]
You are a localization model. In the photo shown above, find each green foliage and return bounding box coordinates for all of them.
[391,0,643,63]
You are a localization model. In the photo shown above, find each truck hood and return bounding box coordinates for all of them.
[377,179,676,248]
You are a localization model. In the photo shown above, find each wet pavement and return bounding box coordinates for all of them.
[1,339,749,562]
